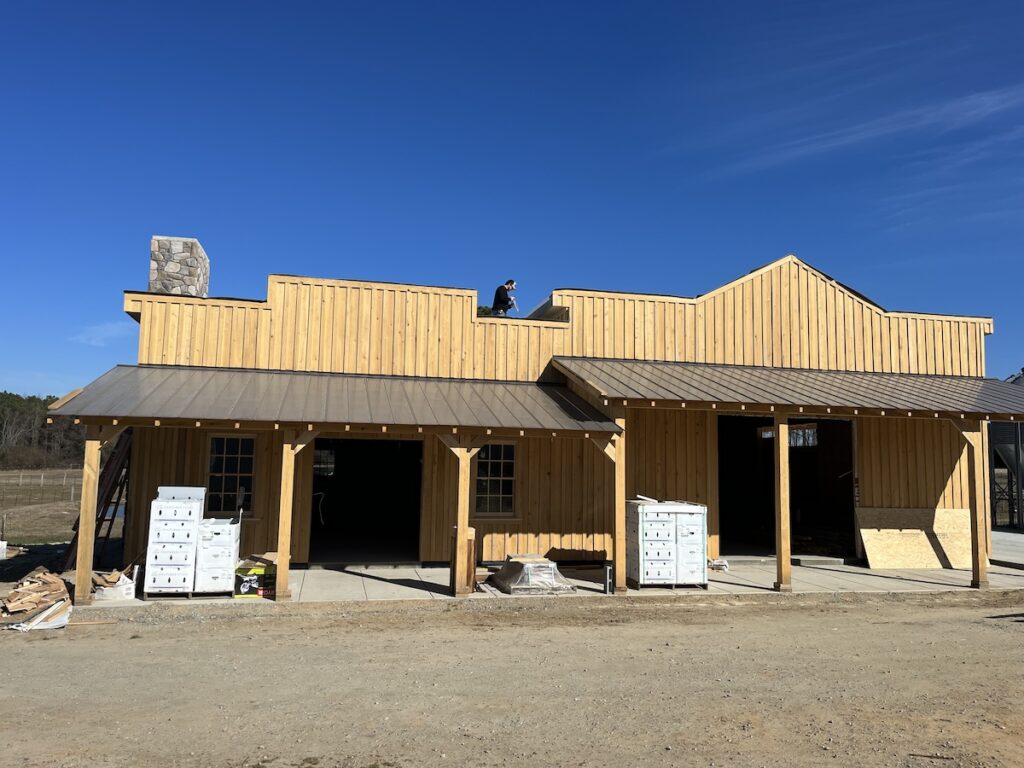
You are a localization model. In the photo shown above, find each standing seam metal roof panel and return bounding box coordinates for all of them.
[552,357,1024,417]
[50,365,619,433]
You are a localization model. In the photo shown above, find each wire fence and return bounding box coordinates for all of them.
[0,481,82,509]
[0,469,81,486]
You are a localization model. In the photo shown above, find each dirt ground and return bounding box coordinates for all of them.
[2,592,1022,768]
[1,500,78,543]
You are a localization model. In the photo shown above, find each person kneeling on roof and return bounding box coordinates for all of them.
[491,279,517,316]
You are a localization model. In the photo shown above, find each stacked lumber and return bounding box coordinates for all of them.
[1,568,72,630]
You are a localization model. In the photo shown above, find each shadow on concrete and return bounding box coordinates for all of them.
[318,564,452,597]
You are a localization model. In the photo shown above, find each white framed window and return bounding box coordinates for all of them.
[207,435,256,514]
[473,442,517,518]
[313,448,335,477]
[758,423,818,447]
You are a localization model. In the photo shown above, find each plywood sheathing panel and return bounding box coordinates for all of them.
[855,508,973,569]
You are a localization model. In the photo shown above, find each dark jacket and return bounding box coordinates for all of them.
[492,285,513,313]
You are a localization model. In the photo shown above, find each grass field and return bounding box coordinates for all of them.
[0,469,93,544]
[0,468,83,512]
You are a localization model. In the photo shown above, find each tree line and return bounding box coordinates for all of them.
[0,392,84,469]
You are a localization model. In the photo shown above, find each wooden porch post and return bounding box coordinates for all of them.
[73,426,103,606]
[706,413,720,560]
[439,434,484,596]
[274,430,296,601]
[773,415,792,592]
[275,428,319,601]
[454,447,473,595]
[592,421,627,594]
[73,423,124,606]
[961,421,989,589]
[613,417,627,594]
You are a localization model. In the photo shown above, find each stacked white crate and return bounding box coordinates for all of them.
[144,486,205,594]
[626,498,708,588]
[194,517,241,593]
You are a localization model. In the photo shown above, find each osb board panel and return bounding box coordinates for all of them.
[855,507,972,569]
[131,257,990,381]
[855,417,972,510]
[420,435,613,563]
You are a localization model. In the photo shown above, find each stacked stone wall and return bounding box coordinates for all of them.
[149,236,209,296]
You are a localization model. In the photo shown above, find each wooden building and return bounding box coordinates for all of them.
[53,237,1024,604]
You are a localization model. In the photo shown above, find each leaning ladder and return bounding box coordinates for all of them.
[63,428,133,571]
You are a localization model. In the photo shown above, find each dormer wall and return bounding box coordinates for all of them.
[124,256,992,381]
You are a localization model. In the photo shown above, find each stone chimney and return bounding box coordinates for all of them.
[149,236,210,297]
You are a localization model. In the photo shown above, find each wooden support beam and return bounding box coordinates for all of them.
[613,416,627,594]
[275,430,298,601]
[706,413,720,560]
[453,448,473,595]
[292,429,320,454]
[70,423,123,606]
[590,434,617,463]
[47,387,83,412]
[773,415,792,592]
[73,426,103,606]
[438,434,485,596]
[953,419,989,588]
[981,421,993,557]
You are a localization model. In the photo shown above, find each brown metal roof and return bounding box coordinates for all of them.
[552,357,1024,418]
[51,365,619,433]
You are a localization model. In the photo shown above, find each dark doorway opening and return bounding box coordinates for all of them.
[309,438,423,564]
[789,419,856,558]
[718,415,776,554]
[717,416,856,558]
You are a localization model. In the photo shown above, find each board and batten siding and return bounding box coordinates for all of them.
[420,434,614,563]
[127,427,615,566]
[855,417,972,510]
[126,257,992,381]
[124,416,987,569]
[125,427,313,565]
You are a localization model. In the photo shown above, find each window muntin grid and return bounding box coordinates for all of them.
[474,443,516,518]
[207,436,255,514]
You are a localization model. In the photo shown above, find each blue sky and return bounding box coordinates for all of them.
[2,1,1023,395]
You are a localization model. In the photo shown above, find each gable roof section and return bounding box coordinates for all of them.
[553,255,993,328]
[553,356,1024,419]
[50,365,619,434]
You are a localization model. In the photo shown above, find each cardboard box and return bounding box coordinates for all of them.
[234,562,276,598]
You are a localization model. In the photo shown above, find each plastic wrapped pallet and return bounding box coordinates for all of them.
[487,554,577,595]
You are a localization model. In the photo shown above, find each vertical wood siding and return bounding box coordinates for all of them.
[552,259,989,376]
[625,409,710,505]
[126,427,308,564]
[125,417,983,567]
[419,435,613,563]
[127,429,613,566]
[855,417,971,509]
[130,257,991,381]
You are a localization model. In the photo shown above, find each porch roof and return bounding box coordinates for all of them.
[552,357,1024,419]
[51,365,619,434]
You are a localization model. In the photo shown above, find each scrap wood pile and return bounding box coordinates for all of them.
[92,569,127,589]
[1,567,72,631]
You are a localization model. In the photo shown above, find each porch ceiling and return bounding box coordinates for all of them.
[50,365,619,434]
[552,357,1024,420]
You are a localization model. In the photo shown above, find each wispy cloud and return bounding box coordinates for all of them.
[71,321,136,347]
[874,124,1024,228]
[723,83,1024,174]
